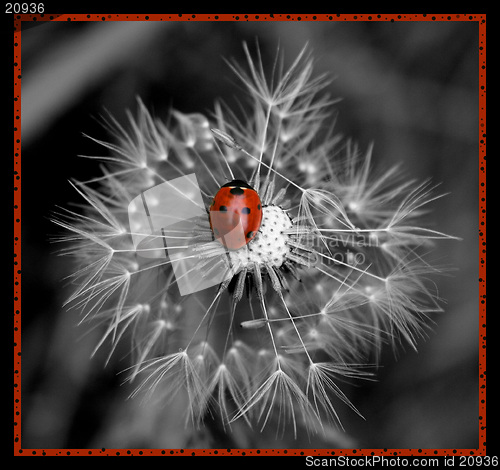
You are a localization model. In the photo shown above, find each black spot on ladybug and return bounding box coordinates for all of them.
[229,186,245,196]
[246,231,254,238]
[219,205,227,212]
[257,204,261,210]
[241,207,251,214]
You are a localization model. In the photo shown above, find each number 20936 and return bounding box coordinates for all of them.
[459,456,498,466]
[6,3,44,13]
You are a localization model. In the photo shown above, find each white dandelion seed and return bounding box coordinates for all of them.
[52,42,458,438]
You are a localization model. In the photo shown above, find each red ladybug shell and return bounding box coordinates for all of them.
[209,180,263,250]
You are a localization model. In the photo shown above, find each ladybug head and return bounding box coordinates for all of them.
[221,179,255,190]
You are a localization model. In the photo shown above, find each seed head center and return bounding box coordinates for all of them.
[229,205,292,268]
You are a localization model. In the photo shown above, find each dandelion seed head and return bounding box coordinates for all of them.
[53,41,457,437]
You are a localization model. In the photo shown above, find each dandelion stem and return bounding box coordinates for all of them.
[211,134,235,181]
[259,296,282,370]
[255,103,273,187]
[314,251,387,283]
[318,226,459,240]
[185,283,227,351]
[190,146,224,188]
[129,254,197,276]
[276,292,314,364]
[240,147,305,193]
[265,114,283,187]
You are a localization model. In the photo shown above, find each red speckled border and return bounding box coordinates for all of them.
[13,12,487,457]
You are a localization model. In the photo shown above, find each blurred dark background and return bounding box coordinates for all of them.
[19,19,479,450]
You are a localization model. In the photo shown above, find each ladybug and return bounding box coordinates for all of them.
[209,179,263,250]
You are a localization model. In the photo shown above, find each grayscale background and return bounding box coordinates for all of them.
[20,19,479,450]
